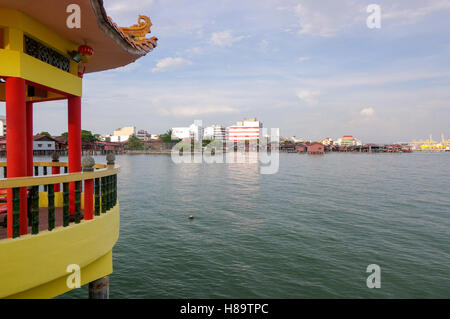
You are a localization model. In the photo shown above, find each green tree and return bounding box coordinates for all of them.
[202,139,212,147]
[159,129,181,143]
[159,129,172,143]
[38,131,51,137]
[59,131,100,141]
[81,130,98,142]
[126,134,143,150]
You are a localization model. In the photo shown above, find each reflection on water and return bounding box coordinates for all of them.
[59,153,450,299]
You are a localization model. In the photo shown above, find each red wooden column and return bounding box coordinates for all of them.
[5,77,28,237]
[51,154,61,192]
[26,101,34,177]
[82,157,95,220]
[68,96,81,215]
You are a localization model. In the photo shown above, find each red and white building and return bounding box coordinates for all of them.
[227,118,263,142]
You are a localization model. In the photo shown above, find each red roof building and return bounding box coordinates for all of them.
[307,142,325,154]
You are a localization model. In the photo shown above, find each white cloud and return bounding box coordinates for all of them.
[158,106,239,117]
[292,0,450,37]
[383,0,450,24]
[104,0,155,15]
[259,39,269,51]
[297,89,321,105]
[295,69,450,89]
[294,1,362,37]
[210,30,246,47]
[297,56,310,63]
[360,107,375,116]
[185,47,204,55]
[152,57,192,73]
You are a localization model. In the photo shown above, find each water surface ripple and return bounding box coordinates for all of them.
[62,153,450,298]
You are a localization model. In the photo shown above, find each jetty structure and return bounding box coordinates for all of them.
[0,0,157,298]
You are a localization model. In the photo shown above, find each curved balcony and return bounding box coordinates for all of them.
[0,160,120,299]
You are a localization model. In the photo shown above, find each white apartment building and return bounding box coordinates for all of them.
[172,123,203,141]
[227,118,263,142]
[203,125,226,141]
[103,126,136,142]
[136,129,151,141]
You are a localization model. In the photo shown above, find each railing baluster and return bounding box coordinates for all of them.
[75,180,81,223]
[12,187,20,238]
[1,161,117,235]
[108,175,113,210]
[63,182,69,227]
[43,166,48,192]
[108,175,112,210]
[113,175,117,206]
[48,184,55,231]
[31,186,39,235]
[112,174,116,207]
[101,177,107,214]
[95,178,100,216]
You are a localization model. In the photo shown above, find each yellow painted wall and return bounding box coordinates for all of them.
[0,203,120,299]
[0,8,82,96]
[38,191,86,209]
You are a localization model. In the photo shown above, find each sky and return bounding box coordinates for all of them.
[3,0,450,143]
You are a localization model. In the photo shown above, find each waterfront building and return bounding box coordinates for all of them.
[136,129,151,141]
[0,0,157,299]
[296,143,308,153]
[334,135,362,147]
[95,141,125,154]
[227,118,263,142]
[284,136,305,143]
[307,142,325,154]
[52,136,68,151]
[33,135,57,152]
[0,136,5,151]
[109,126,136,142]
[172,123,203,141]
[204,124,226,141]
[143,139,163,150]
[320,137,333,146]
[410,134,450,151]
[0,115,5,136]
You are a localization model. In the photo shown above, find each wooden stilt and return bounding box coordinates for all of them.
[89,276,109,299]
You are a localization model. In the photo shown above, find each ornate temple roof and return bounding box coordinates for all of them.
[0,0,157,73]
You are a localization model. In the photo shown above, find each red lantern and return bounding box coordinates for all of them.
[78,45,94,63]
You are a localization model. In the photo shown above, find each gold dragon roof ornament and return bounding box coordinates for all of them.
[117,15,158,52]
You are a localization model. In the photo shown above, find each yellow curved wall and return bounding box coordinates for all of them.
[0,203,120,299]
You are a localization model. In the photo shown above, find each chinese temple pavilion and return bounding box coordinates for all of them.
[0,0,157,298]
